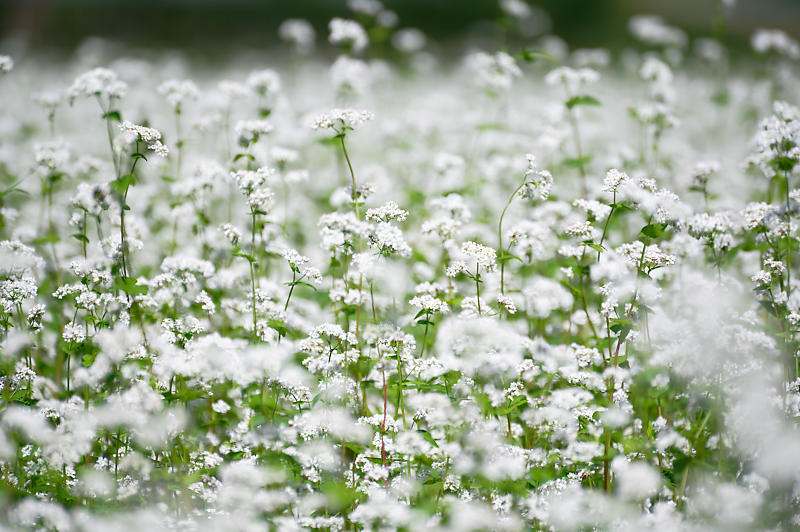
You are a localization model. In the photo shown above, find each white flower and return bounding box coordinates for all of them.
[461,241,497,272]
[328,18,369,52]
[365,201,408,222]
[466,51,522,92]
[0,55,13,73]
[603,168,630,193]
[312,108,374,131]
[157,79,199,108]
[69,67,127,100]
[409,294,449,314]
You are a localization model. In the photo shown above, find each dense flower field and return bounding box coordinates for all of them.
[1,1,800,530]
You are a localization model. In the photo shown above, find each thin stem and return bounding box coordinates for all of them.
[498,174,528,295]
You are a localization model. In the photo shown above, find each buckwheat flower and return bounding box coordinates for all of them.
[246,69,281,99]
[545,66,599,92]
[573,199,612,219]
[157,79,199,109]
[0,277,37,312]
[692,160,720,185]
[231,167,275,196]
[521,154,554,200]
[366,201,408,223]
[640,56,674,84]
[566,220,594,240]
[330,55,373,95]
[348,0,383,15]
[392,28,426,53]
[312,108,374,132]
[246,187,275,212]
[746,100,800,179]
[118,121,169,156]
[69,67,127,101]
[751,29,800,59]
[285,169,309,183]
[445,261,469,278]
[461,241,497,272]
[629,15,687,48]
[603,168,630,193]
[279,19,316,53]
[617,241,676,270]
[218,223,242,245]
[409,294,449,314]
[71,182,111,215]
[751,270,772,286]
[211,400,231,414]
[467,51,522,92]
[368,222,411,257]
[234,119,273,147]
[281,248,323,286]
[329,18,369,53]
[501,0,531,18]
[742,202,777,230]
[26,304,45,332]
[34,141,70,173]
[62,322,86,344]
[497,295,517,314]
[0,55,13,73]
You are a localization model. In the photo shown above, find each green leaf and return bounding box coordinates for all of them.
[114,276,148,296]
[416,429,439,448]
[563,155,592,168]
[565,95,601,109]
[71,233,89,243]
[517,49,559,63]
[498,252,524,264]
[640,223,667,239]
[131,152,148,161]
[585,242,605,253]
[233,153,256,162]
[110,174,136,195]
[102,110,122,122]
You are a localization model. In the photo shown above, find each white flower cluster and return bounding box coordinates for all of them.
[312,108,374,131]
[157,79,199,108]
[234,119,274,146]
[0,55,13,73]
[461,241,498,272]
[467,51,522,92]
[328,18,369,52]
[69,67,127,100]
[521,154,554,200]
[118,121,169,157]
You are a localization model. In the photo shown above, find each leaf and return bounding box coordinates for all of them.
[110,174,136,195]
[102,110,122,122]
[640,223,667,239]
[585,242,605,253]
[565,95,601,109]
[499,396,528,415]
[285,281,317,290]
[563,155,593,168]
[71,233,89,243]
[131,152,148,161]
[476,122,505,131]
[233,153,256,162]
[517,49,559,63]
[233,251,256,263]
[416,429,439,448]
[114,276,148,296]
[498,252,524,264]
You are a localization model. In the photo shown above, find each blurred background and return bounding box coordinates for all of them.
[1,0,798,58]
